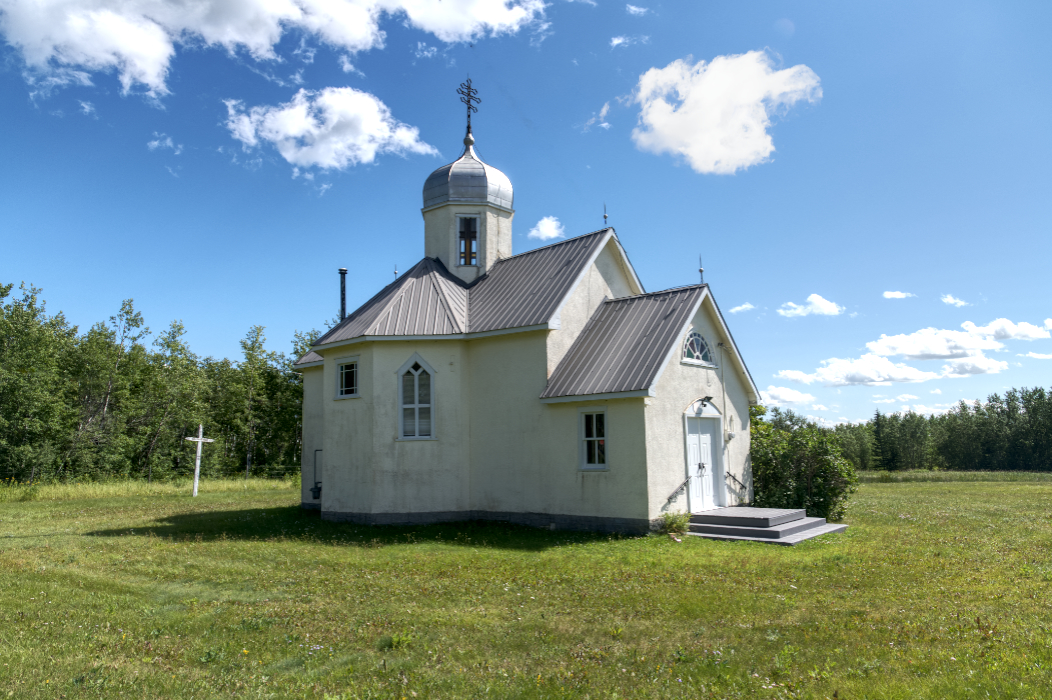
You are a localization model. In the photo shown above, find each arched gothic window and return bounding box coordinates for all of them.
[401,362,432,438]
[683,331,714,365]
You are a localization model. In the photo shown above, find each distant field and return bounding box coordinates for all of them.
[856,470,1052,483]
[1,479,1050,699]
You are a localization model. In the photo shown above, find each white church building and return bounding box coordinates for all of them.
[294,114,761,534]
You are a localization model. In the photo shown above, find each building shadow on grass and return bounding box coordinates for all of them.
[85,506,623,551]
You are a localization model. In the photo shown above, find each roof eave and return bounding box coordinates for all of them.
[539,388,654,404]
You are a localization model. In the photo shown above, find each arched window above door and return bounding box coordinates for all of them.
[683,331,715,365]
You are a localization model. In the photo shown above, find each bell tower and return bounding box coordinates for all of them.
[421,79,514,284]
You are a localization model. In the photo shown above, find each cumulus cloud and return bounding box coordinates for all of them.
[760,385,816,406]
[941,294,969,307]
[224,87,436,170]
[930,389,942,394]
[961,318,1050,341]
[0,0,545,96]
[778,354,939,387]
[528,215,565,241]
[1046,319,1052,330]
[625,4,648,15]
[811,404,829,411]
[777,294,842,318]
[147,132,182,154]
[941,355,1008,377]
[866,328,1002,360]
[631,50,820,174]
[583,102,611,131]
[729,302,755,314]
[1022,352,1052,359]
[883,291,914,299]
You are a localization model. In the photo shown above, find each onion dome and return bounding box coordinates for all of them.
[422,131,513,211]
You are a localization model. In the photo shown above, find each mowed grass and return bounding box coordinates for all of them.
[1,478,1050,699]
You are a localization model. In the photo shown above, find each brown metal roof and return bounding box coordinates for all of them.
[309,229,613,353]
[540,286,704,399]
[468,229,610,333]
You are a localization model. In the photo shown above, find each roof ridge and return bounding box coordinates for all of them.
[605,284,705,303]
[496,228,612,263]
[423,258,468,334]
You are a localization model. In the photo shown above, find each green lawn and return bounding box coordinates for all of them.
[1,477,1050,699]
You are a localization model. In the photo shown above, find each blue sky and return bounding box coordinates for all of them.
[1,0,1050,423]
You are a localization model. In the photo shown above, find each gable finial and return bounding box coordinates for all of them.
[603,203,608,228]
[699,255,705,285]
[457,77,481,142]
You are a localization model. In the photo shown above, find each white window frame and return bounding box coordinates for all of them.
[579,406,608,471]
[456,214,480,268]
[334,356,360,399]
[396,353,437,441]
[681,330,717,368]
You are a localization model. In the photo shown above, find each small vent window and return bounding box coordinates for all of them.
[459,217,478,266]
[338,362,358,397]
[683,331,714,365]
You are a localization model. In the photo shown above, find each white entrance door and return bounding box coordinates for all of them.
[686,417,718,512]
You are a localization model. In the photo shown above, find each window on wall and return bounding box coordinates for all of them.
[458,217,478,266]
[401,362,432,438]
[683,331,715,365]
[582,412,606,468]
[337,361,358,397]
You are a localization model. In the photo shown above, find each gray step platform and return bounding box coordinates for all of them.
[684,507,848,546]
[688,522,848,546]
[689,516,828,540]
[690,507,805,528]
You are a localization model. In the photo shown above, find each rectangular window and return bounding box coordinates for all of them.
[459,217,478,266]
[582,412,606,468]
[401,362,433,438]
[338,362,358,397]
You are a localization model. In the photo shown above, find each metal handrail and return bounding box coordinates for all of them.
[724,471,747,492]
[664,477,691,506]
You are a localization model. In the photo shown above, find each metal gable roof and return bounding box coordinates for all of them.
[540,286,705,399]
[467,229,610,333]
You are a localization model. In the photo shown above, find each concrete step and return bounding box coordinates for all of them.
[689,516,827,540]
[688,522,849,546]
[690,507,805,528]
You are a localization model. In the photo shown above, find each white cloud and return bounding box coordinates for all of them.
[415,42,438,60]
[778,354,940,387]
[941,294,969,307]
[625,4,648,15]
[631,50,820,175]
[610,35,647,49]
[942,355,1008,377]
[777,294,842,318]
[147,132,182,154]
[961,318,1050,341]
[729,302,755,314]
[224,87,436,170]
[1045,319,1052,330]
[902,404,952,417]
[811,404,828,411]
[760,385,816,406]
[338,55,364,76]
[897,394,918,401]
[0,0,546,96]
[867,327,1002,360]
[528,215,565,241]
[1020,352,1052,360]
[583,102,611,131]
[883,291,914,299]
[930,389,942,394]
[78,100,95,116]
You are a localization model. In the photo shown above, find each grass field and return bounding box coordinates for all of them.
[1,476,1050,699]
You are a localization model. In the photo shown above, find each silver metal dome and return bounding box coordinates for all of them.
[422,133,513,211]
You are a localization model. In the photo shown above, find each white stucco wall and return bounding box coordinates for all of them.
[299,366,325,506]
[644,296,753,520]
[546,238,638,376]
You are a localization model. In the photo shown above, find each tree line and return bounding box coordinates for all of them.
[0,282,324,483]
[768,387,1052,472]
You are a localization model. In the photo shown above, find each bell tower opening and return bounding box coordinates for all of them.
[458,216,478,266]
[421,79,514,284]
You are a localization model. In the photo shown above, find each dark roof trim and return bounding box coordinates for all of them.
[540,389,652,404]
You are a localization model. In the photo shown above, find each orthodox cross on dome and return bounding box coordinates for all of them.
[457,78,481,136]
